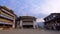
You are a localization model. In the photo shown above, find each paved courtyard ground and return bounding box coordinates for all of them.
[0,29,60,34]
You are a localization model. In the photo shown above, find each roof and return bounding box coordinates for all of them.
[44,13,60,20]
[16,16,37,21]
[0,6,16,16]
[20,16,37,19]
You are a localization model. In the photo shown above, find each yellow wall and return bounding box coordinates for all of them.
[1,6,15,16]
[0,18,14,24]
[0,11,14,19]
[0,10,1,14]
[1,6,13,15]
[0,6,16,29]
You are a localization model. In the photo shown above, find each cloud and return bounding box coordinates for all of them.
[40,0,60,14]
[36,18,44,22]
[1,0,60,16]
[16,0,60,17]
[1,0,60,22]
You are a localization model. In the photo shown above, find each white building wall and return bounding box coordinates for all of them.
[20,20,23,28]
[23,22,33,25]
[13,17,15,28]
[33,21,38,29]
[19,18,37,29]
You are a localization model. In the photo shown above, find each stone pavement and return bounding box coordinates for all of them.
[0,29,60,34]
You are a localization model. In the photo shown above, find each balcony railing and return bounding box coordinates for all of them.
[1,9,14,16]
[0,22,13,25]
[0,14,14,20]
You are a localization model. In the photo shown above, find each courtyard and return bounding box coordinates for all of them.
[0,29,60,34]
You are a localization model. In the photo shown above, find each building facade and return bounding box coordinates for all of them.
[0,6,16,30]
[44,13,60,30]
[15,16,38,29]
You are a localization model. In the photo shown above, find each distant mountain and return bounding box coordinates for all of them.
[37,22,44,27]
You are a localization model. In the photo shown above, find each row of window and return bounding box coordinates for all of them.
[0,14,14,20]
[0,22,13,25]
[45,15,56,21]
[1,9,14,16]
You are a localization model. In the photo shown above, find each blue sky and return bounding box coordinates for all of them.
[0,0,60,22]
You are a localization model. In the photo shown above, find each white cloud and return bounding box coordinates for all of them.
[2,0,60,21]
[36,0,60,22]
[40,0,60,14]
[24,0,60,15]
[3,0,60,15]
[36,18,44,22]
[17,0,60,16]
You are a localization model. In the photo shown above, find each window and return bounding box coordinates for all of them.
[1,9,14,16]
[0,14,13,20]
[0,22,4,24]
[53,15,56,17]
[48,17,50,20]
[0,22,12,25]
[46,18,48,21]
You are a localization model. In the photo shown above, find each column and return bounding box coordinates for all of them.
[33,21,37,29]
[53,21,56,30]
[20,20,23,29]
[17,21,20,28]
[13,18,15,29]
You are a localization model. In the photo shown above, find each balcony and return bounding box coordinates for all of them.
[45,15,58,21]
[0,22,13,25]
[0,15,13,22]
[0,14,14,20]
[1,9,14,17]
[44,16,60,23]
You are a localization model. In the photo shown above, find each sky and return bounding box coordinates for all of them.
[0,0,60,22]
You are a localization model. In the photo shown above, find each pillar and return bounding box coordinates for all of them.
[13,16,16,29]
[20,20,23,28]
[16,21,20,28]
[13,19,15,29]
[33,21,37,29]
[52,21,56,30]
